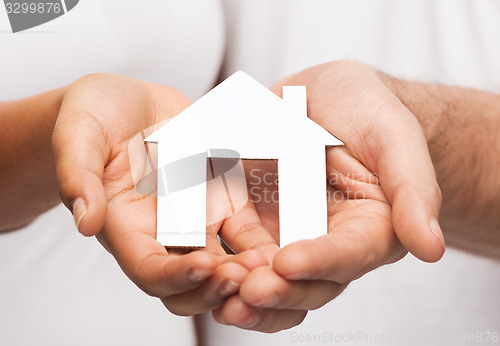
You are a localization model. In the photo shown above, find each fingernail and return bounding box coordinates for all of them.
[284,270,312,280]
[73,198,88,232]
[188,268,211,283]
[239,309,263,328]
[218,280,240,297]
[429,217,445,245]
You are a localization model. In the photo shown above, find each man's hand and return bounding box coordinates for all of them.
[274,61,445,261]
[52,73,277,315]
[213,60,445,332]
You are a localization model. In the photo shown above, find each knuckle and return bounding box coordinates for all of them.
[231,222,264,244]
[129,252,168,297]
[75,72,112,85]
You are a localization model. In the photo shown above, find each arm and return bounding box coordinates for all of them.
[381,76,500,258]
[215,61,500,333]
[0,88,66,231]
[0,74,275,316]
[214,61,444,331]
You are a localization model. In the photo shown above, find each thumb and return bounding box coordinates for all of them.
[52,110,108,236]
[271,72,444,262]
[373,106,445,262]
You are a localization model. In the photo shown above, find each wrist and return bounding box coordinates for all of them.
[376,73,444,148]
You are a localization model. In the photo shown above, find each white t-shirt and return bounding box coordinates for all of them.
[0,0,224,101]
[0,1,224,345]
[2,1,499,345]
[200,1,500,346]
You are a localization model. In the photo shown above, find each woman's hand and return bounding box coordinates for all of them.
[52,73,276,315]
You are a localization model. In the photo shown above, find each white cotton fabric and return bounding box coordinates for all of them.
[0,0,225,101]
[0,1,225,345]
[1,1,499,345]
[199,1,500,346]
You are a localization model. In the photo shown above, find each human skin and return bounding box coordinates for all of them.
[0,87,67,230]
[380,74,500,259]
[51,64,443,330]
[0,74,277,316]
[214,61,500,332]
[0,70,408,332]
[0,68,426,325]
[2,62,498,332]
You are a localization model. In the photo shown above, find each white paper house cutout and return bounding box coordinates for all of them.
[145,71,343,247]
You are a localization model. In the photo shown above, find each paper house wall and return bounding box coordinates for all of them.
[145,71,343,247]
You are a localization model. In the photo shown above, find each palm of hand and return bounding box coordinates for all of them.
[53,62,443,331]
[213,61,442,332]
[53,74,273,316]
[243,146,404,278]
[211,148,403,332]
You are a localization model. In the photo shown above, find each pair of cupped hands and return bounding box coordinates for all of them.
[52,61,445,333]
